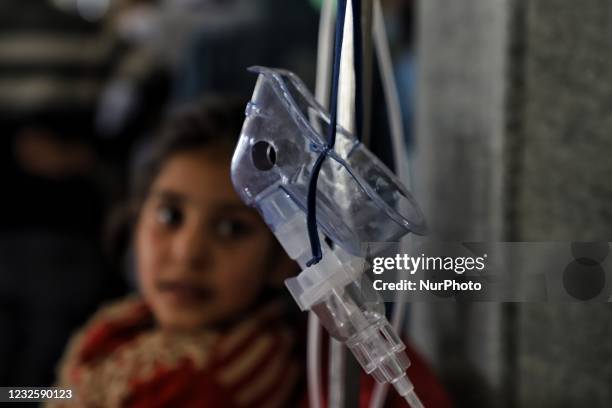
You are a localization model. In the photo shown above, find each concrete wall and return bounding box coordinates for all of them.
[411,0,612,406]
[515,1,612,406]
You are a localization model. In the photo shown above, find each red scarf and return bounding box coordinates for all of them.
[48,296,303,408]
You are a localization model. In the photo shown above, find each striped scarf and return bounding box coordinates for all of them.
[48,296,303,408]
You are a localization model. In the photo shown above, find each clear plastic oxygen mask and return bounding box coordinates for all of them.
[231,66,426,407]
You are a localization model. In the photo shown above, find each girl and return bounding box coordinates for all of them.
[49,97,303,407]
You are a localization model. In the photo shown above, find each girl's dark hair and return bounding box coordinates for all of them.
[133,95,247,204]
[104,95,247,264]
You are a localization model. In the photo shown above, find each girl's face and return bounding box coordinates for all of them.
[136,147,290,332]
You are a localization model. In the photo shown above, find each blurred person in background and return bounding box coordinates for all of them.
[0,0,166,386]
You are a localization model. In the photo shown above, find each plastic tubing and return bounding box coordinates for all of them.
[369,0,419,407]
[308,0,335,407]
[329,2,356,406]
[307,311,323,408]
[315,0,335,110]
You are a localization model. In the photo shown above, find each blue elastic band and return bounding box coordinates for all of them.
[305,0,350,267]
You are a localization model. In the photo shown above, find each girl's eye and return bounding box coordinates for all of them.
[156,205,183,227]
[214,219,252,240]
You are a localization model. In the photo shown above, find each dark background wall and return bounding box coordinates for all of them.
[411,0,612,407]
[515,1,612,407]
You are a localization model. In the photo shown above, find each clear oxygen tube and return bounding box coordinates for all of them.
[370,0,415,405]
[230,67,426,407]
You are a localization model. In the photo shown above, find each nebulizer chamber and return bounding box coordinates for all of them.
[231,66,426,406]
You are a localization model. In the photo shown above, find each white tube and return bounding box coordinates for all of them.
[329,337,346,407]
[373,0,413,321]
[370,0,416,407]
[307,311,323,408]
[338,0,356,135]
[373,0,407,182]
[330,2,356,406]
[308,1,335,408]
[369,375,389,408]
[315,0,335,109]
